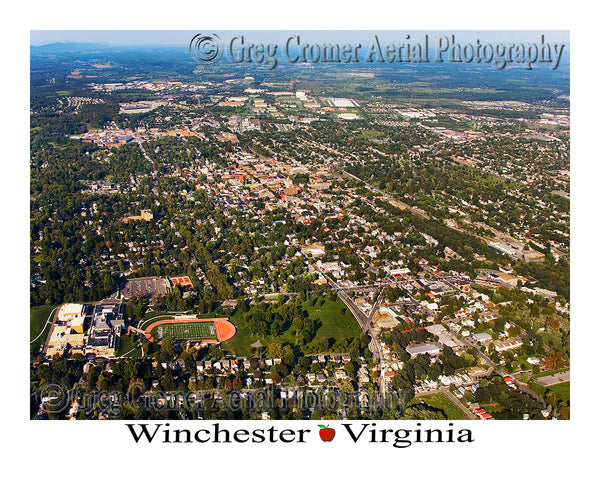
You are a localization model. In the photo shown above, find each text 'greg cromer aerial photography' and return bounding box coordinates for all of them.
[30,30,570,422]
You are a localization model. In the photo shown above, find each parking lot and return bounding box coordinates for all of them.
[120,276,171,300]
[536,371,570,386]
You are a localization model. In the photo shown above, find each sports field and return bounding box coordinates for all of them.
[154,321,217,341]
[144,317,236,343]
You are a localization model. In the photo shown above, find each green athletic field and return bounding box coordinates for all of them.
[152,321,217,341]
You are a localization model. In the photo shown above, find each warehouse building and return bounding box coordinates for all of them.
[405,343,442,358]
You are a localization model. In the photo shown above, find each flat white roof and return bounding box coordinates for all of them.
[68,316,85,326]
[473,332,493,341]
[425,324,447,335]
[59,303,85,317]
[406,343,441,354]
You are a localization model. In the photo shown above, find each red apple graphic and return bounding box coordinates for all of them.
[318,424,336,442]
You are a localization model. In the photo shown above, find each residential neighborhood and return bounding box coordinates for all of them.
[30,36,570,422]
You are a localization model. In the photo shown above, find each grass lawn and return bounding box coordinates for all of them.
[530,381,570,404]
[116,334,142,357]
[416,195,445,210]
[478,402,504,414]
[138,312,177,330]
[221,298,363,357]
[356,129,384,139]
[121,346,143,358]
[411,392,469,420]
[48,142,69,151]
[220,309,254,356]
[30,305,57,355]
[302,298,362,340]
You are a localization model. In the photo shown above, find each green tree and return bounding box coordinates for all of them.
[161,367,176,391]
[161,338,176,359]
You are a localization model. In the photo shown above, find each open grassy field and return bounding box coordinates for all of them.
[478,402,504,414]
[411,392,469,420]
[30,305,57,355]
[221,298,363,357]
[303,298,362,340]
[116,334,143,358]
[530,381,570,404]
[355,129,385,139]
[220,309,253,355]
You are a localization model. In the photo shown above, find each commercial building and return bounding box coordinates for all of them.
[405,343,442,358]
[122,209,154,223]
[425,324,460,350]
[46,304,88,357]
[85,302,125,357]
[58,303,87,321]
[472,332,493,344]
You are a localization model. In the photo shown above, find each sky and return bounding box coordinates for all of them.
[30,30,569,47]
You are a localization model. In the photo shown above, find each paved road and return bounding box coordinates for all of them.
[334,281,391,293]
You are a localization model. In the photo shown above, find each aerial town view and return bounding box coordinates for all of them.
[29,31,570,422]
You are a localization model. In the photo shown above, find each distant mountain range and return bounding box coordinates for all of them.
[31,42,188,52]
[31,42,119,53]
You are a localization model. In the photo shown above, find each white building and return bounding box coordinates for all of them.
[405,343,442,358]
[495,339,523,352]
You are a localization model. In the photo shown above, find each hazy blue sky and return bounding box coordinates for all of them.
[30,30,569,47]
